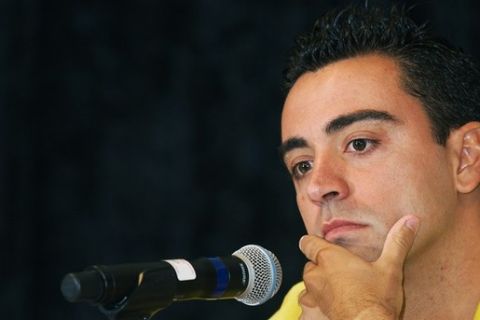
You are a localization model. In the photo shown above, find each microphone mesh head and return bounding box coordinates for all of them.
[232,244,282,306]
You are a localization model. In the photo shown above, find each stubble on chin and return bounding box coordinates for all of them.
[333,237,384,262]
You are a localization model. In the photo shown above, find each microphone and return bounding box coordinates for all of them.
[61,244,282,320]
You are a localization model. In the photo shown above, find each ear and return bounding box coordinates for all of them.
[448,122,480,193]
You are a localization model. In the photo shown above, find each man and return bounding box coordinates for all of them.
[271,4,480,320]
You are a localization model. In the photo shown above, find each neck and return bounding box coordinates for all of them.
[402,200,480,320]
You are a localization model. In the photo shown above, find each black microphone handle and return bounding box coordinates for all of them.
[61,256,250,319]
[174,256,249,301]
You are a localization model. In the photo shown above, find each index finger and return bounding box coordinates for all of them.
[299,235,337,263]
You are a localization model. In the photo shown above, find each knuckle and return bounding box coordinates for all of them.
[303,262,318,282]
[303,261,316,273]
[314,246,335,263]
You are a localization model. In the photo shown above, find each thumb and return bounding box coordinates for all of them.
[378,215,420,267]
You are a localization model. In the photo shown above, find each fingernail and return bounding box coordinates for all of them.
[299,235,306,251]
[404,216,419,233]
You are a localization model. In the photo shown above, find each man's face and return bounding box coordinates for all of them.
[281,54,458,261]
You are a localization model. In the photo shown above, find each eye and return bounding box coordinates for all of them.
[291,160,313,180]
[345,138,379,153]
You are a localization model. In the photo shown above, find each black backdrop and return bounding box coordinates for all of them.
[2,0,479,319]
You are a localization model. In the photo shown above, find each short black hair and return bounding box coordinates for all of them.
[284,4,480,144]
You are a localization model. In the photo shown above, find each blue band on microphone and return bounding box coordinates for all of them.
[208,257,229,297]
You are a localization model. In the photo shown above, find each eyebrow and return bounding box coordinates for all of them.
[325,109,400,134]
[278,136,308,161]
[279,109,400,160]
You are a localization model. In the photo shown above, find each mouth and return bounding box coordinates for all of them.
[322,219,368,242]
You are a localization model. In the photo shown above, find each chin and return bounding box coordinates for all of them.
[334,238,382,262]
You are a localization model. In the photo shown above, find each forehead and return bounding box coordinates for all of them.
[281,54,427,140]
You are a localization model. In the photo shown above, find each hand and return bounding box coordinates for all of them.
[298,215,420,320]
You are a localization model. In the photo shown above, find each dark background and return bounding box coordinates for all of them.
[1,0,479,319]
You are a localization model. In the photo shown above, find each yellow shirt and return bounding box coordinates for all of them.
[270,282,480,320]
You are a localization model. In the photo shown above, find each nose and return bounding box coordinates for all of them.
[306,161,349,205]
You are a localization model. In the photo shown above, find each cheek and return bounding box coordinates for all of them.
[374,148,457,235]
[347,156,419,231]
[405,160,456,227]
[351,161,404,209]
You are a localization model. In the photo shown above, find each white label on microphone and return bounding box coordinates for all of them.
[164,259,196,281]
